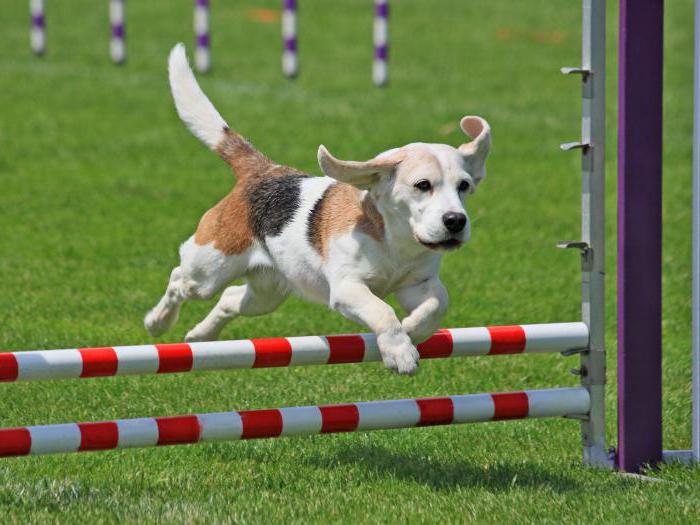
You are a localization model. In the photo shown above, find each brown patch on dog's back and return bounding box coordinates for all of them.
[195,128,310,255]
[195,129,265,255]
[307,183,384,258]
[194,186,254,255]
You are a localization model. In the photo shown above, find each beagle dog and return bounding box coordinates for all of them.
[145,44,492,375]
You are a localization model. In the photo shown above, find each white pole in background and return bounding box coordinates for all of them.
[692,0,700,463]
[282,0,298,78]
[110,0,126,64]
[194,0,211,73]
[373,0,389,86]
[30,0,46,56]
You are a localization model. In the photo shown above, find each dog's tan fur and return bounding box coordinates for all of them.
[215,128,270,178]
[193,191,253,255]
[194,128,306,255]
[309,183,385,258]
[394,148,443,187]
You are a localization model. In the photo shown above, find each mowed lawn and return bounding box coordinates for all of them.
[1,0,699,522]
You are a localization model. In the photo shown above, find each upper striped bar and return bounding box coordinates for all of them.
[0,323,588,383]
[0,387,590,457]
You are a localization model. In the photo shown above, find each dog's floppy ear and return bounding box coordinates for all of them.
[317,145,402,189]
[458,116,491,188]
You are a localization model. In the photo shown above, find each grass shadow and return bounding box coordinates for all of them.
[306,442,581,493]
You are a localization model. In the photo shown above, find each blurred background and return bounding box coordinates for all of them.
[0,1,698,522]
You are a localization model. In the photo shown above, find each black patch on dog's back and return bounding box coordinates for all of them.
[306,185,332,251]
[248,174,308,238]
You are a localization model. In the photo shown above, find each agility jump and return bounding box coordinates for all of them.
[12,0,698,473]
[8,0,606,467]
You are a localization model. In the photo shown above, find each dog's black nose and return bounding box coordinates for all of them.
[442,212,467,233]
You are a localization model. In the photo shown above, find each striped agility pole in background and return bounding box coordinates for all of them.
[194,0,210,73]
[373,0,389,86]
[110,0,126,64]
[0,388,590,457]
[0,323,588,382]
[29,0,46,56]
[282,0,298,78]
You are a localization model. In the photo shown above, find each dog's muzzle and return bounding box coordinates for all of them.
[417,237,463,251]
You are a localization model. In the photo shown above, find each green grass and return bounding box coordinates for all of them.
[1,0,699,522]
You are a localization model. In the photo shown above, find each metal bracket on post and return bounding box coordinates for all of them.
[557,240,593,272]
[561,346,588,356]
[560,142,591,152]
[561,66,592,79]
[561,67,594,97]
[565,413,591,421]
[570,366,588,377]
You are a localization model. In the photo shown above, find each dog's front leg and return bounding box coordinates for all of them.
[396,277,449,345]
[330,281,419,375]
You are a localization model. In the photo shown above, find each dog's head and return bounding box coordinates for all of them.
[317,116,491,251]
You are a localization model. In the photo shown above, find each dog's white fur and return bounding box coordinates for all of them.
[145,44,492,375]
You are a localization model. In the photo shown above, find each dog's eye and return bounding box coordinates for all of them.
[458,180,471,193]
[414,180,432,192]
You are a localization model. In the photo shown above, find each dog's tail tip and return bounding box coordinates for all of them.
[167,43,228,150]
[168,43,188,73]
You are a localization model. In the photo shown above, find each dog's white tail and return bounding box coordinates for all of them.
[168,43,228,149]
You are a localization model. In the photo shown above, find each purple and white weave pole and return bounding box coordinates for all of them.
[109,0,126,65]
[282,0,298,78]
[373,0,389,87]
[617,0,664,473]
[29,0,46,56]
[194,0,211,73]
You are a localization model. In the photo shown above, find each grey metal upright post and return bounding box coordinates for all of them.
[693,0,700,464]
[561,0,608,466]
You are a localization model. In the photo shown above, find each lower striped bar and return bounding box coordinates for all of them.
[0,388,589,457]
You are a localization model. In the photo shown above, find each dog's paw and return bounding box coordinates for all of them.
[184,326,217,343]
[392,346,420,375]
[144,309,172,337]
[378,334,420,375]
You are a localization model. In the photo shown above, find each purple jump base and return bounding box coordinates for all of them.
[617,0,664,473]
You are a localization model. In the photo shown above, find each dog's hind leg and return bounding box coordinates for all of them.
[144,266,188,337]
[184,271,289,342]
[144,236,253,337]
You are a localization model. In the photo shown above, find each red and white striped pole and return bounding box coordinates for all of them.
[0,387,590,457]
[30,0,46,56]
[0,323,588,382]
